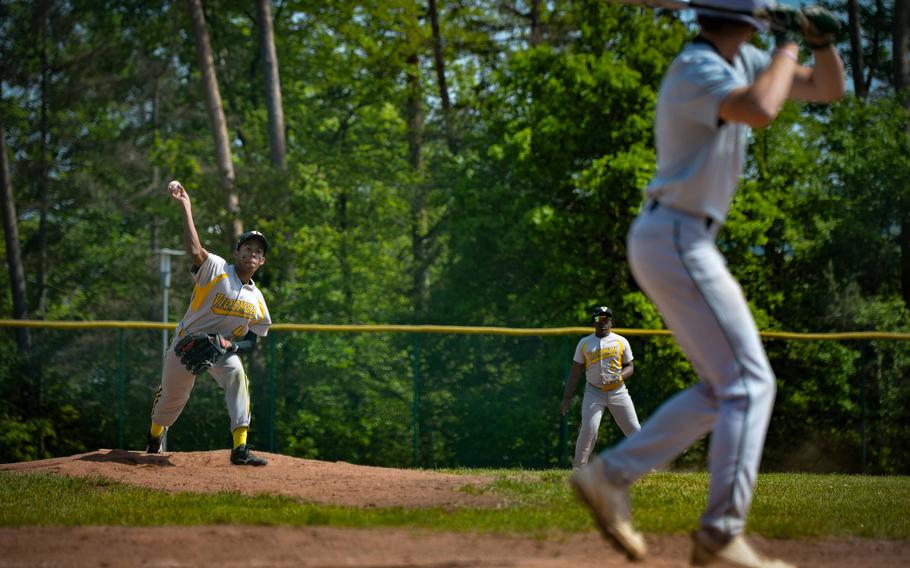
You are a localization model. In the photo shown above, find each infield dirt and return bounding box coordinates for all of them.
[1,449,907,567]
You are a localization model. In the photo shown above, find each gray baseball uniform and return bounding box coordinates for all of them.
[573,333,641,467]
[597,40,775,539]
[152,253,271,432]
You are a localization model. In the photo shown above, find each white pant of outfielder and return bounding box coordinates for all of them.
[151,346,252,433]
[574,383,640,468]
[599,202,777,539]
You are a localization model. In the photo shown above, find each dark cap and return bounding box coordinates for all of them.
[237,230,269,254]
[695,0,772,32]
[592,306,613,320]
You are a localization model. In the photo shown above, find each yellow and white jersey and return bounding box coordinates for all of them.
[171,253,271,346]
[573,333,633,390]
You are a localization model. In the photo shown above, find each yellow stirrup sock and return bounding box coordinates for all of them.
[232,427,248,449]
[150,423,165,439]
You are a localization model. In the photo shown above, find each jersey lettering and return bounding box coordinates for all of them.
[585,345,621,366]
[211,293,260,319]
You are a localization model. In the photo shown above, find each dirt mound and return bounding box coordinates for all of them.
[4,450,908,567]
[0,448,501,508]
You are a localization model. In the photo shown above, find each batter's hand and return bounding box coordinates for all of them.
[766,5,805,48]
[800,6,838,49]
[560,397,571,416]
[168,180,190,206]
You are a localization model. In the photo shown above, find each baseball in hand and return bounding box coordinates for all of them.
[168,180,182,193]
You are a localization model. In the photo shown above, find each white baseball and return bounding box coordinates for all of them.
[168,180,181,192]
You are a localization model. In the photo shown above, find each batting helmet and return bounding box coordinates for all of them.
[695,0,773,32]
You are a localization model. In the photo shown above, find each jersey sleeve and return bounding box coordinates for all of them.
[619,335,634,363]
[249,290,272,337]
[670,49,748,131]
[192,253,227,285]
[573,338,586,365]
[740,43,772,81]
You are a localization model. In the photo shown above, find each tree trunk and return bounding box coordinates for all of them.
[35,3,50,317]
[406,52,423,173]
[151,77,161,189]
[257,0,287,170]
[894,0,909,104]
[896,0,910,302]
[0,124,32,353]
[406,48,429,315]
[901,212,910,306]
[529,0,542,46]
[428,0,456,154]
[865,0,886,95]
[336,189,354,322]
[1,118,40,434]
[187,0,242,243]
[848,0,867,99]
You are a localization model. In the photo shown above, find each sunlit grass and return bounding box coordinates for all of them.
[1,469,907,540]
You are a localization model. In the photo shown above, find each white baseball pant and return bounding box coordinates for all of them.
[599,202,777,539]
[152,347,252,433]
[574,383,641,468]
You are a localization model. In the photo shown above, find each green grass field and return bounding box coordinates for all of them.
[1,470,907,540]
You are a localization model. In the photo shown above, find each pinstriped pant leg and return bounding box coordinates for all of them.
[208,354,252,432]
[602,207,777,538]
[151,349,197,428]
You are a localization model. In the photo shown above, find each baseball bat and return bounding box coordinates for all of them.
[610,0,772,20]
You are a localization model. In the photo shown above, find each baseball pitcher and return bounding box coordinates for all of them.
[145,180,272,466]
[561,306,641,469]
[571,2,844,566]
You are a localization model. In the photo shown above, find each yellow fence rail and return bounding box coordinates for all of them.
[2,319,910,340]
[1,318,906,470]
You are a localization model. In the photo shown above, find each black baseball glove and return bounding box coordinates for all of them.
[174,333,227,375]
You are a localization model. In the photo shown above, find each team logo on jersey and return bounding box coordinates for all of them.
[588,345,620,364]
[211,293,259,319]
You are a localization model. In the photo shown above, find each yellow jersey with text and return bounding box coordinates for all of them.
[171,253,271,346]
[573,333,633,389]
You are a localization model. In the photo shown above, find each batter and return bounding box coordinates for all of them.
[571,2,844,566]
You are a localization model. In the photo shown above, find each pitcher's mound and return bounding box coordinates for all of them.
[0,448,501,508]
[3,451,908,567]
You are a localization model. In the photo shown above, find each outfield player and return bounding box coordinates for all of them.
[571,2,844,567]
[561,306,641,469]
[145,180,272,466]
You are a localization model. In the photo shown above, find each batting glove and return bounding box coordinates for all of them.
[766,5,805,49]
[800,5,839,50]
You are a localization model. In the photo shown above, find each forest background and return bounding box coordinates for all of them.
[1,0,909,474]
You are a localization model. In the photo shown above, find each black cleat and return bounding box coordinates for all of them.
[230,444,268,466]
[145,433,162,454]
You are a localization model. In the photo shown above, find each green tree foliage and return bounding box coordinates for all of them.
[0,0,908,473]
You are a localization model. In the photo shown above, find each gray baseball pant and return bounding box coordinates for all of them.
[574,383,641,468]
[152,347,252,432]
[599,203,777,539]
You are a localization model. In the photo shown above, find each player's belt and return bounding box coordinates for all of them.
[649,199,714,229]
[599,380,624,392]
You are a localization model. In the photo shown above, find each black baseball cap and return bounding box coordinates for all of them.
[592,306,613,320]
[237,230,269,254]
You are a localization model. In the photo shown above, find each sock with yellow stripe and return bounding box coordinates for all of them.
[232,427,248,449]
[150,422,165,439]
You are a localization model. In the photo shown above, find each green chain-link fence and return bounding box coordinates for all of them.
[1,320,909,473]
